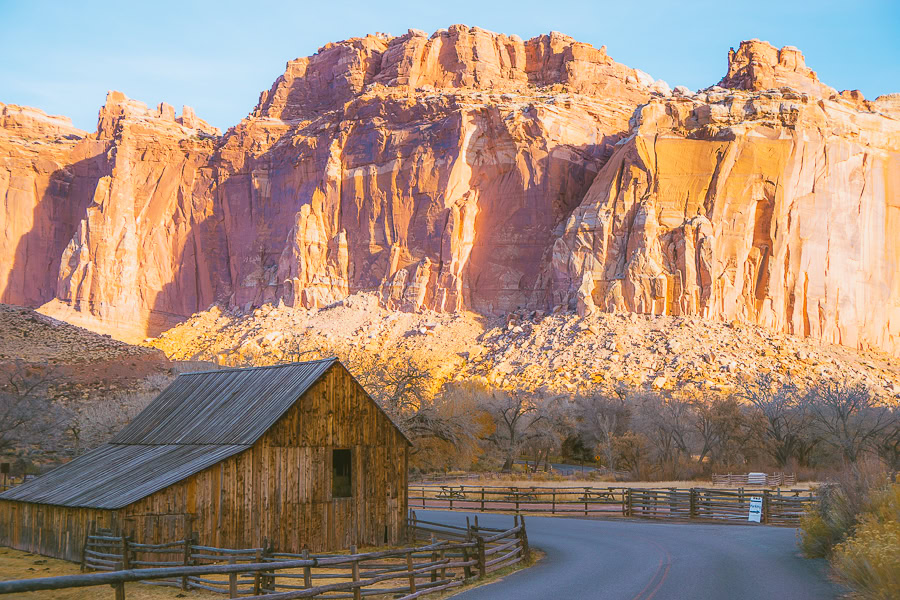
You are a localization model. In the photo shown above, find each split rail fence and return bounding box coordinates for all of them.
[409,485,817,525]
[1,515,529,599]
[711,472,796,487]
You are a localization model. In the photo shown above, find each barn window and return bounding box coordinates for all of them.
[332,449,352,498]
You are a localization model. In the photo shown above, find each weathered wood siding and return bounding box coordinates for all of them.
[0,363,408,560]
[0,501,121,561]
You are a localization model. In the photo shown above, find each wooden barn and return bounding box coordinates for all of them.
[0,358,410,562]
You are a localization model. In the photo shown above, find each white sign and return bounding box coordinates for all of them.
[748,496,763,522]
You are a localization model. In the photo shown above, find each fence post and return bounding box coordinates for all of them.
[406,550,417,593]
[480,487,485,512]
[430,534,438,582]
[408,510,417,544]
[518,515,530,560]
[461,544,473,581]
[690,488,697,520]
[625,488,633,517]
[302,548,312,589]
[552,490,556,515]
[762,490,770,525]
[181,533,194,591]
[253,548,262,595]
[80,528,90,573]
[476,536,486,578]
[584,487,589,516]
[113,561,125,600]
[350,545,361,600]
[228,555,237,598]
[120,535,131,570]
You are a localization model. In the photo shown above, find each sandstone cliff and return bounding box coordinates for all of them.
[1,32,898,357]
[549,70,900,355]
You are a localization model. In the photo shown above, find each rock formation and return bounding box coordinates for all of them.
[1,31,898,356]
[549,44,900,355]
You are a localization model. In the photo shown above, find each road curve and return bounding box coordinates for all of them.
[422,510,840,600]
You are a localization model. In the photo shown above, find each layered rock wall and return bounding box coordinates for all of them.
[1,32,898,355]
[549,88,900,354]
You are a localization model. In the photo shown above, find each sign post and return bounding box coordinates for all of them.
[748,496,763,523]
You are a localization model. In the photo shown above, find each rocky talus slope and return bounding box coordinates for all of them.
[1,29,898,359]
[150,293,900,400]
[0,303,170,401]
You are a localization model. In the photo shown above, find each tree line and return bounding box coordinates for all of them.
[2,354,898,481]
[350,356,899,480]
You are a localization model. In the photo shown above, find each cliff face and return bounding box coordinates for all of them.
[1,32,898,355]
[0,103,103,308]
[548,88,900,355]
[31,26,658,338]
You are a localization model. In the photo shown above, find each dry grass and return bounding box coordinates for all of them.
[0,546,220,600]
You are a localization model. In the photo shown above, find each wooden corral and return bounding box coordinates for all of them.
[0,359,410,561]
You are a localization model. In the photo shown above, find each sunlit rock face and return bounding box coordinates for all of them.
[1,31,898,356]
[548,83,900,355]
[214,26,660,317]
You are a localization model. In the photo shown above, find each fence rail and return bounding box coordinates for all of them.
[409,485,817,525]
[711,472,796,487]
[2,515,529,599]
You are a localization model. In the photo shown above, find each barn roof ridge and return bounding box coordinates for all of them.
[177,356,338,376]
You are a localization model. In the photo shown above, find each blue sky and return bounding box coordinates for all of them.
[1,0,897,132]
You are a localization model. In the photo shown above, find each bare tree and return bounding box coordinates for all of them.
[68,391,158,454]
[573,392,630,471]
[349,353,479,450]
[740,373,816,467]
[353,356,435,421]
[874,410,900,471]
[634,392,694,468]
[691,395,749,469]
[486,389,554,472]
[0,361,66,454]
[804,379,895,463]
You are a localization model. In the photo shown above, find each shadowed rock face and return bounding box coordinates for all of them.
[1,29,898,356]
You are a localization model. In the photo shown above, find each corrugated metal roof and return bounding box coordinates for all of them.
[0,444,246,509]
[111,358,338,445]
[0,359,349,508]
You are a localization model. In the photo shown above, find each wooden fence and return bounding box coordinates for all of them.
[409,485,817,525]
[712,473,796,487]
[2,515,528,599]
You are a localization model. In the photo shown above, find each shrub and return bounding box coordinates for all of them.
[799,461,890,558]
[799,511,839,558]
[831,483,900,599]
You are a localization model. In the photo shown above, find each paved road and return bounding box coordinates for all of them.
[423,510,840,600]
